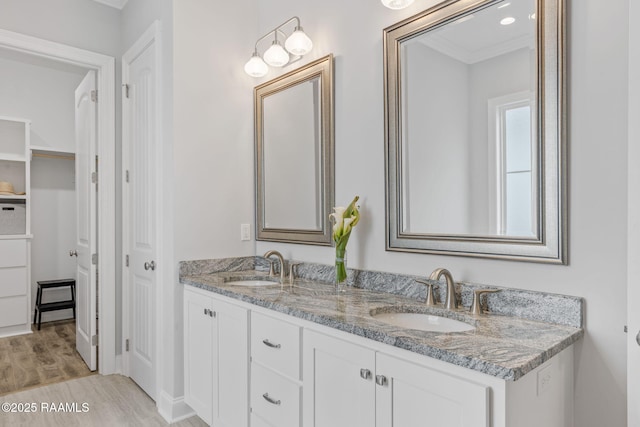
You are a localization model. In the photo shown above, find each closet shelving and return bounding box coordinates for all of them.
[0,116,32,337]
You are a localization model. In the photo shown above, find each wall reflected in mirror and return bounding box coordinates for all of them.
[263,76,322,230]
[400,0,537,238]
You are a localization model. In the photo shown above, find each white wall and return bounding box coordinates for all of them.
[0,51,87,152]
[31,156,77,322]
[404,42,470,234]
[252,1,629,426]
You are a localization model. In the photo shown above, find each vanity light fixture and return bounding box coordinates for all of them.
[381,0,415,10]
[244,16,313,77]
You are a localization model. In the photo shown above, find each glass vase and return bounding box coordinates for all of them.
[335,249,347,293]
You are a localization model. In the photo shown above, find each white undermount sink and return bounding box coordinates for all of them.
[223,279,279,287]
[372,311,475,333]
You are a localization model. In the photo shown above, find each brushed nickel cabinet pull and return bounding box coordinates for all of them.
[262,339,281,349]
[262,393,281,405]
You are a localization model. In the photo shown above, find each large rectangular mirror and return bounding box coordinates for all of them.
[384,0,566,263]
[255,54,334,245]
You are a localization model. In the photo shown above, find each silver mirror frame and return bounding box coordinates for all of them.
[384,0,567,263]
[255,54,335,245]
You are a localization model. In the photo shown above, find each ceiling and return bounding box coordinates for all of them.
[92,0,128,10]
[416,0,536,64]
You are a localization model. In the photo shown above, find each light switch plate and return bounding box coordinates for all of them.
[241,224,251,241]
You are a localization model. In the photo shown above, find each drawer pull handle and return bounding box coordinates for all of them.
[262,339,281,349]
[262,393,281,406]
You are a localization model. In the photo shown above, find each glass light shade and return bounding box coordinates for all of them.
[381,0,414,9]
[285,27,313,56]
[263,41,290,67]
[244,53,268,77]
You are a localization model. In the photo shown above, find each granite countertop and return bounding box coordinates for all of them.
[180,268,584,381]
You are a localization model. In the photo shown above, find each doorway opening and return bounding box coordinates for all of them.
[0,28,117,378]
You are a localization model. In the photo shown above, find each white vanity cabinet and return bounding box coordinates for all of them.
[303,330,489,427]
[183,287,249,427]
[183,285,574,427]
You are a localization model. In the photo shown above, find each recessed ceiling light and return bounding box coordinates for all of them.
[500,17,516,25]
[497,2,511,9]
[529,12,536,20]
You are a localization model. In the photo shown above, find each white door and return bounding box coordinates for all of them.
[376,353,488,427]
[629,0,640,423]
[303,330,376,427]
[123,35,158,399]
[74,70,98,371]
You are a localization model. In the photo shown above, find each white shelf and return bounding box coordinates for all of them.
[30,145,75,158]
[0,195,27,200]
[0,234,33,240]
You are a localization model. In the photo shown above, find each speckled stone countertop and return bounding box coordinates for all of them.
[180,257,584,381]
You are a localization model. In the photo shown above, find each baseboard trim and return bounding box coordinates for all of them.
[157,390,196,423]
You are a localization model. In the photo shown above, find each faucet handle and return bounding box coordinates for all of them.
[266,259,276,276]
[289,263,301,284]
[415,280,437,306]
[470,289,500,315]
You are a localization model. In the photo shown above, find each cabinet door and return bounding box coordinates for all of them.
[212,298,249,427]
[376,353,489,427]
[303,330,376,427]
[183,290,213,425]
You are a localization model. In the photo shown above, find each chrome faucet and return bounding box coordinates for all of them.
[429,268,458,310]
[263,250,286,283]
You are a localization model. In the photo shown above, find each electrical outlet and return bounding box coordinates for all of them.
[240,224,251,241]
[537,364,553,396]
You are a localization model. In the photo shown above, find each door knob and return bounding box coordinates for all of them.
[144,260,156,271]
[69,250,78,257]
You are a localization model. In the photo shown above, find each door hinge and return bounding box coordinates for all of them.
[125,339,130,352]
[91,90,98,102]
[91,335,98,346]
[92,253,98,265]
[125,254,129,267]
[125,170,130,183]
[91,172,97,184]
[123,84,130,99]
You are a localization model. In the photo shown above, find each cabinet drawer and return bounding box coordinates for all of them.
[0,239,26,267]
[251,311,301,380]
[0,295,27,327]
[0,267,27,297]
[251,363,301,427]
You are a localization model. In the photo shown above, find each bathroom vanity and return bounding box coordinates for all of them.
[180,257,582,427]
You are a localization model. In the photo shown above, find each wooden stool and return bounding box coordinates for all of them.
[33,279,76,331]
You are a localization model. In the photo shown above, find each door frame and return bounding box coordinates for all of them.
[628,0,639,423]
[121,21,164,400]
[0,29,117,374]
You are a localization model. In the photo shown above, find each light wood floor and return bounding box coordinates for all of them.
[1,374,207,426]
[0,320,94,396]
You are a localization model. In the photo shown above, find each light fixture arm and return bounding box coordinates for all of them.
[253,16,301,53]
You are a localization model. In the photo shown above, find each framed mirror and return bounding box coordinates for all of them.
[384,0,566,263]
[255,54,334,245]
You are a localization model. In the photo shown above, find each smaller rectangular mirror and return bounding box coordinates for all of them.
[255,54,334,245]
